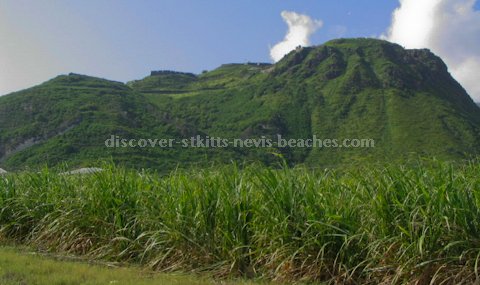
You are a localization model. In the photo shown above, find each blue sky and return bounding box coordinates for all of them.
[1,1,479,97]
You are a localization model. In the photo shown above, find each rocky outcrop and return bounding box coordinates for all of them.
[60,168,103,175]
[0,122,80,163]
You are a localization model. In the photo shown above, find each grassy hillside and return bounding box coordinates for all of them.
[1,38,479,170]
[133,38,480,167]
[0,74,152,168]
[0,74,241,170]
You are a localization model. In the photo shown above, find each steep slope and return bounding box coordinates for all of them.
[0,74,155,168]
[133,38,480,166]
[269,39,480,165]
[0,74,239,170]
[1,38,479,170]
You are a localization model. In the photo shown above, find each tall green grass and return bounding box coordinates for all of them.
[1,159,480,284]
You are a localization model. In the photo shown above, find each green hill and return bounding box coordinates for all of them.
[1,38,479,170]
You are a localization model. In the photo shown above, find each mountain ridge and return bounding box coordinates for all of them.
[1,38,479,170]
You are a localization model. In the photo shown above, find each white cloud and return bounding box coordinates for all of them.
[270,11,323,62]
[384,0,480,102]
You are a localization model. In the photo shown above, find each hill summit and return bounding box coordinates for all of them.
[1,38,479,170]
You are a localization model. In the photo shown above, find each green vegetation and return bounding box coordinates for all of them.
[0,246,263,285]
[1,159,480,283]
[1,38,479,171]
[1,38,479,285]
